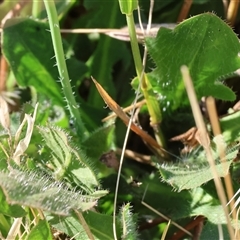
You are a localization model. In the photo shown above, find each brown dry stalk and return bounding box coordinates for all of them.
[170,127,199,153]
[141,201,192,237]
[223,0,229,16]
[169,216,205,240]
[1,0,28,26]
[227,0,240,26]
[91,77,167,156]
[181,65,235,239]
[206,97,236,219]
[74,210,95,240]
[102,99,146,122]
[177,0,193,22]
[116,148,153,165]
[0,56,7,92]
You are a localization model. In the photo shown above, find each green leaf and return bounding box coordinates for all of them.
[0,188,26,217]
[119,203,138,240]
[82,125,116,175]
[200,221,229,240]
[83,1,131,107]
[136,173,192,221]
[189,186,240,235]
[158,145,238,190]
[138,174,234,236]
[2,18,63,105]
[75,101,109,131]
[26,220,51,240]
[83,211,122,240]
[0,169,107,215]
[145,13,240,111]
[190,187,226,224]
[37,125,99,191]
[47,211,122,240]
[220,110,240,144]
[2,18,88,106]
[189,186,235,238]
[82,125,115,160]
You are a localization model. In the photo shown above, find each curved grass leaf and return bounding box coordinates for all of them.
[0,169,107,215]
[145,13,240,111]
[2,18,63,105]
[37,125,99,191]
[2,18,88,106]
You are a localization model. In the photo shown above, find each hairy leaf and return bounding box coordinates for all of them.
[159,145,238,190]
[119,203,138,240]
[38,125,99,191]
[0,170,107,215]
[145,13,240,111]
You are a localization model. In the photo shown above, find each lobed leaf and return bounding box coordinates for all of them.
[145,13,240,111]
[159,145,239,190]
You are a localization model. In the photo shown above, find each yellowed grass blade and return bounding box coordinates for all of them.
[92,77,161,150]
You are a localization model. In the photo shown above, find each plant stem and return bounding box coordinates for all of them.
[32,0,42,18]
[75,210,95,240]
[181,65,235,239]
[125,13,165,149]
[43,0,87,138]
[126,14,143,78]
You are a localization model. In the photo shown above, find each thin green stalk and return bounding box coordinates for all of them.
[125,13,165,149]
[32,0,42,18]
[43,0,87,138]
[125,14,143,79]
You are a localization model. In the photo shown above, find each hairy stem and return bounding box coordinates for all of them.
[43,0,87,138]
